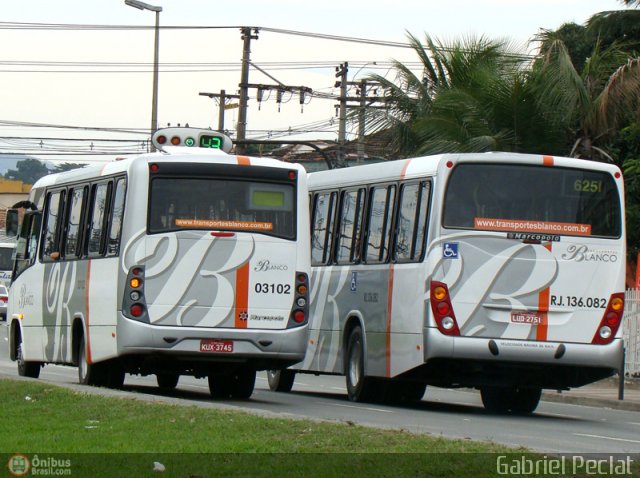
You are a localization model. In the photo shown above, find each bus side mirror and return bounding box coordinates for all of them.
[5,209,18,237]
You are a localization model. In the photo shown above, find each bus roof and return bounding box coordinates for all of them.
[31,150,306,190]
[308,152,622,190]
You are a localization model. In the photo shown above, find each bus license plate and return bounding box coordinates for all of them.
[200,339,234,353]
[510,311,544,325]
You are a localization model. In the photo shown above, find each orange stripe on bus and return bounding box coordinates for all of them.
[386,264,395,378]
[543,155,554,166]
[385,162,410,377]
[536,243,552,341]
[85,260,93,364]
[237,156,251,166]
[235,263,250,329]
[400,159,412,177]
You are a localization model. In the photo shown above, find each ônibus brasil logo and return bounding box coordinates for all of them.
[7,454,30,477]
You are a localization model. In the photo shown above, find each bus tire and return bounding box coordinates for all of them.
[346,325,376,402]
[78,335,105,386]
[104,362,126,389]
[511,387,542,414]
[267,369,295,392]
[16,338,41,379]
[208,374,232,399]
[231,368,256,399]
[157,373,180,390]
[481,386,541,414]
[208,369,256,399]
[480,386,512,413]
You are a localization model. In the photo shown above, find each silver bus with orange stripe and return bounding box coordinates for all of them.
[267,152,625,413]
[6,127,310,399]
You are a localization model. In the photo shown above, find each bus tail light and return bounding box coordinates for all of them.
[430,281,461,336]
[288,272,309,328]
[123,265,149,323]
[592,293,625,345]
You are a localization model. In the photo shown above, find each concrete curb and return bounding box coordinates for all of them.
[541,391,640,412]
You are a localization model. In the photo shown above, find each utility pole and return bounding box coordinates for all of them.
[357,79,367,163]
[199,90,240,132]
[237,27,259,154]
[335,62,348,165]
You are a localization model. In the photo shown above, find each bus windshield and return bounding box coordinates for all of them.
[443,163,622,238]
[149,177,296,240]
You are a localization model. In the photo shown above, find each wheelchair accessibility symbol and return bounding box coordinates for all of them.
[443,242,459,259]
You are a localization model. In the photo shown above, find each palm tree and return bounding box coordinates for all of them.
[363,33,565,157]
[534,39,640,161]
[367,34,544,155]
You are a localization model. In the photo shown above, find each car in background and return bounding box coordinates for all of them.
[0,284,8,320]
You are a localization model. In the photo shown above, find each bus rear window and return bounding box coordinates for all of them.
[443,164,621,238]
[149,178,296,239]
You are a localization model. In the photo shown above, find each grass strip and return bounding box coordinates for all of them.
[1,378,637,477]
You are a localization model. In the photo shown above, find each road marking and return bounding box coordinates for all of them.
[317,402,393,414]
[543,412,582,420]
[574,433,640,444]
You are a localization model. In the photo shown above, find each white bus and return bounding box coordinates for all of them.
[268,152,626,413]
[6,128,310,399]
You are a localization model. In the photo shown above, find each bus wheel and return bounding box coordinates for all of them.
[346,326,376,402]
[208,369,255,399]
[104,362,125,389]
[16,338,41,379]
[480,386,541,414]
[403,382,427,402]
[267,369,295,392]
[480,386,512,413]
[78,335,105,386]
[208,374,232,399]
[511,387,542,414]
[231,369,256,399]
[157,373,180,390]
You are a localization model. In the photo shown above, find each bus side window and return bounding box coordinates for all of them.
[107,178,126,256]
[311,191,337,266]
[335,188,365,265]
[63,186,88,259]
[365,185,396,264]
[86,182,112,258]
[394,181,431,262]
[42,190,66,261]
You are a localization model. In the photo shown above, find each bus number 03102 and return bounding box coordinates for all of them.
[254,283,291,294]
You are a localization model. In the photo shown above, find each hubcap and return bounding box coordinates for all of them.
[349,339,361,386]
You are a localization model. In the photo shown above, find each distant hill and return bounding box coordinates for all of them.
[0,154,55,176]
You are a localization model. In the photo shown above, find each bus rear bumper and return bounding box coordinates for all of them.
[420,327,623,389]
[116,315,309,373]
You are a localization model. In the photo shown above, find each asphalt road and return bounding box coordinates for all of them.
[2,325,640,455]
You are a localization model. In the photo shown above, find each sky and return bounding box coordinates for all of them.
[0,0,629,163]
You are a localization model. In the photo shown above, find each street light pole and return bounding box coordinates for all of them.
[125,0,162,151]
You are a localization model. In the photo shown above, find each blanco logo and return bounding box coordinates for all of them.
[254,259,288,272]
[17,284,34,308]
[562,245,618,263]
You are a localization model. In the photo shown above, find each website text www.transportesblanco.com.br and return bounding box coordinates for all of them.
[474,218,592,236]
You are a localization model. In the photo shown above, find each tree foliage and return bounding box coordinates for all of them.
[3,158,50,185]
[360,15,640,262]
[53,162,87,173]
